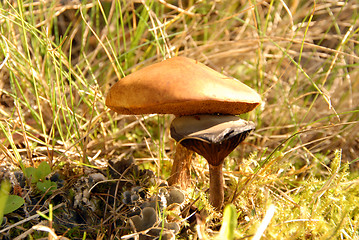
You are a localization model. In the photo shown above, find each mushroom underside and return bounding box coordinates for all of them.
[171,115,255,166]
[178,128,253,166]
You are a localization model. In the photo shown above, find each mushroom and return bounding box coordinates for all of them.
[105,56,260,116]
[170,115,255,209]
[105,56,261,208]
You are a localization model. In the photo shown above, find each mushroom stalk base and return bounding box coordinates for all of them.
[209,163,224,210]
[168,143,194,188]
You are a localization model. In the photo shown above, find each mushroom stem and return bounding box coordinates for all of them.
[208,163,224,210]
[168,143,194,188]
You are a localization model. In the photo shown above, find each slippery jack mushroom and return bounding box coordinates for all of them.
[105,56,261,209]
[170,115,255,209]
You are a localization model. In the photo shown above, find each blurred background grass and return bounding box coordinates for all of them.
[0,0,359,239]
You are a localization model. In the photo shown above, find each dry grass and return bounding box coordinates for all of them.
[0,0,358,239]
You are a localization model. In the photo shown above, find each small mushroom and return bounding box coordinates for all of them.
[170,115,255,209]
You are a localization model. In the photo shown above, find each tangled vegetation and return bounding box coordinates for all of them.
[0,0,358,239]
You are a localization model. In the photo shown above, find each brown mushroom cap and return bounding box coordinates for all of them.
[170,115,255,166]
[105,56,261,116]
